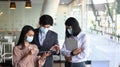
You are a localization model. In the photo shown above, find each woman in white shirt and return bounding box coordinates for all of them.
[61,17,89,67]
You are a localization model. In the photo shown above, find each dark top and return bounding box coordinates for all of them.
[32,28,58,67]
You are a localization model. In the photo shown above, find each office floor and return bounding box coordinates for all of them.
[0,62,91,67]
[54,63,91,67]
[0,60,12,67]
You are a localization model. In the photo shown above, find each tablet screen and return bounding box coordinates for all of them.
[65,38,78,51]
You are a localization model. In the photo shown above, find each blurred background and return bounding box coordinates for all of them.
[0,0,120,67]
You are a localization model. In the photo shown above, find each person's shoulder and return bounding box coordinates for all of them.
[34,28,39,32]
[78,32,87,38]
[49,30,58,35]
[34,28,39,30]
[14,45,22,50]
[81,32,86,36]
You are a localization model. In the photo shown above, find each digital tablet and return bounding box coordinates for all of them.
[65,38,78,51]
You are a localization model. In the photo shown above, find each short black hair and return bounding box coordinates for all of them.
[39,14,53,26]
[65,17,81,38]
[17,25,34,46]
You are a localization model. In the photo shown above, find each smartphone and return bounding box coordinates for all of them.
[38,50,56,55]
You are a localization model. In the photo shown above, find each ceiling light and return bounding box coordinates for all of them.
[10,2,16,10]
[25,1,32,9]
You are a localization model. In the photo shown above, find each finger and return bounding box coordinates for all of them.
[77,48,81,50]
[44,52,50,56]
[79,48,82,50]
[38,60,42,64]
[53,45,59,48]
[42,53,46,58]
[54,45,59,47]
[75,48,81,51]
[38,56,41,58]
[75,48,79,51]
[77,49,81,51]
[50,46,55,50]
[48,52,51,56]
[47,52,51,55]
[57,46,60,49]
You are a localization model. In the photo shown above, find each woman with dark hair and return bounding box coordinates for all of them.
[13,25,47,67]
[61,17,89,67]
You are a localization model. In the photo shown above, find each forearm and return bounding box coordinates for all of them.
[38,57,46,67]
[76,49,89,59]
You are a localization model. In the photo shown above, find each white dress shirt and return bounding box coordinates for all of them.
[61,32,89,63]
[39,31,47,46]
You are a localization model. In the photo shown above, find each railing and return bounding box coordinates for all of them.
[90,28,120,42]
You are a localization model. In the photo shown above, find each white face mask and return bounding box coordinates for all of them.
[40,27,49,34]
[67,29,72,34]
[26,36,33,43]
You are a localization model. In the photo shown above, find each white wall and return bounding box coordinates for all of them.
[0,1,44,31]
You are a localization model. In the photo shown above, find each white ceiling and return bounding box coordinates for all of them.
[0,0,74,4]
[31,0,41,3]
[31,0,73,4]
[60,0,73,4]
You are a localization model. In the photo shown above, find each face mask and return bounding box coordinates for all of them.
[26,36,33,43]
[67,29,72,34]
[40,27,49,34]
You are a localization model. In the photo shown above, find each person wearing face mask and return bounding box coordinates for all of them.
[61,17,89,67]
[13,25,48,67]
[32,15,60,67]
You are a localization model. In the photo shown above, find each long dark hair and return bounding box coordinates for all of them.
[65,17,81,38]
[17,25,34,46]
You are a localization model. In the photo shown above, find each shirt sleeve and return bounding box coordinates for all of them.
[60,42,71,57]
[76,35,90,59]
[38,57,46,67]
[13,46,35,67]
[18,55,32,67]
[13,47,22,67]
[33,45,40,66]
